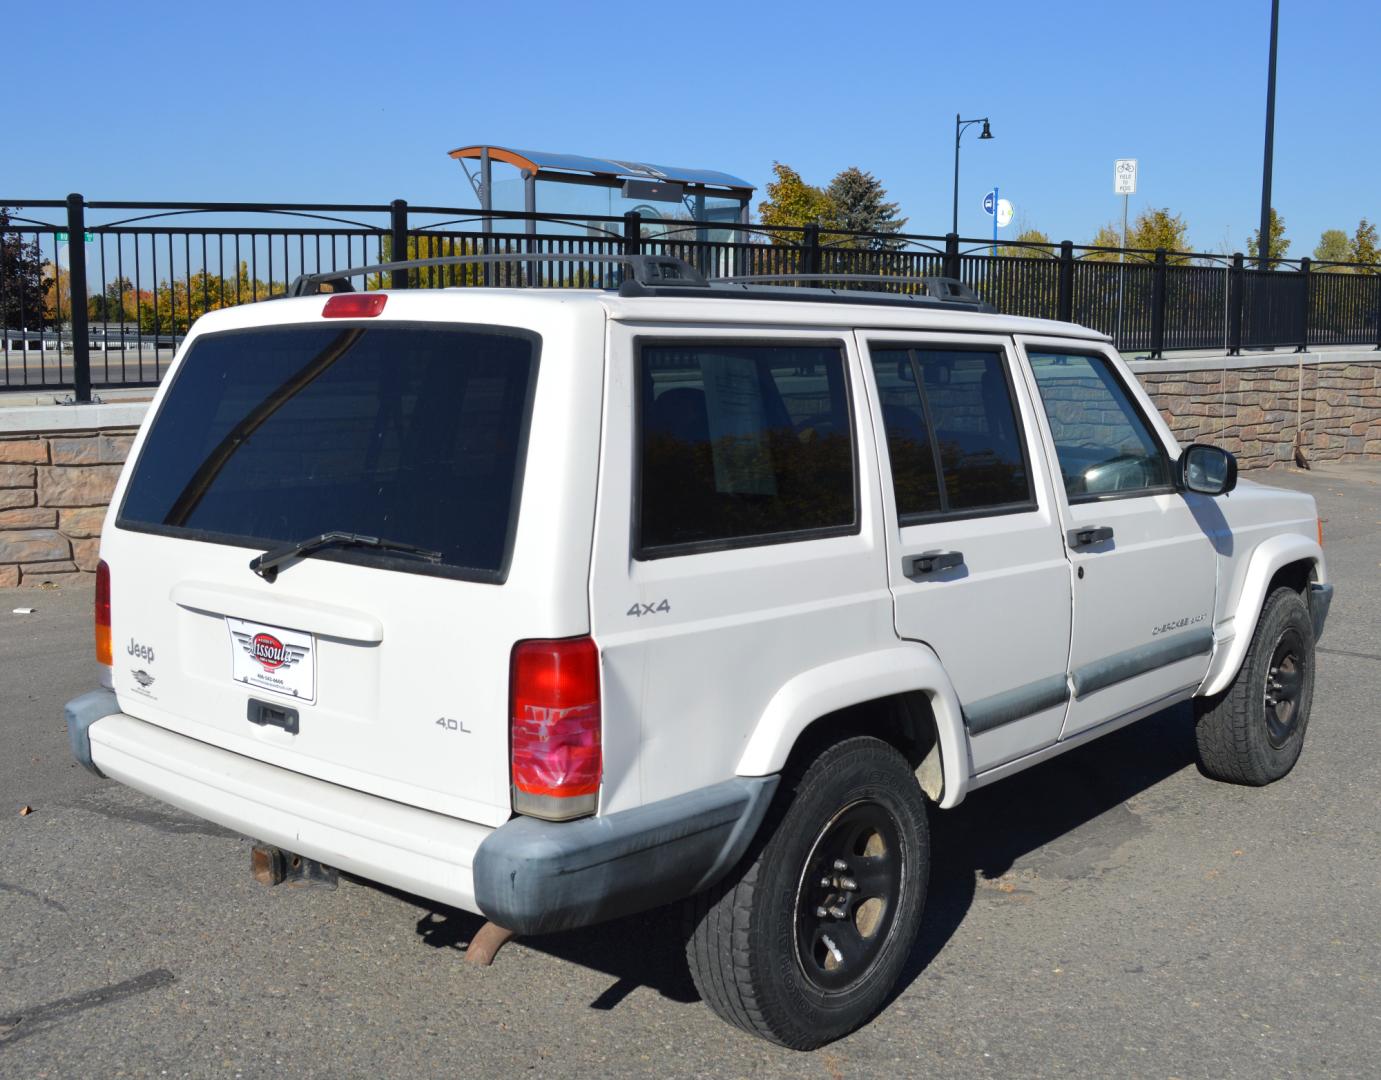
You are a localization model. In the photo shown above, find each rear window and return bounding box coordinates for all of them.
[118,324,539,582]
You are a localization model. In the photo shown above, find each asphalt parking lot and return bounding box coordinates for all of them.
[2,463,1378,1079]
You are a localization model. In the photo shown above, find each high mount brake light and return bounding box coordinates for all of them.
[95,559,112,667]
[322,293,387,318]
[510,637,601,821]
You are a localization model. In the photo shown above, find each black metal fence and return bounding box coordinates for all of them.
[2,194,1378,400]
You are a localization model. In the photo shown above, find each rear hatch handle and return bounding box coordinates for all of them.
[249,531,443,583]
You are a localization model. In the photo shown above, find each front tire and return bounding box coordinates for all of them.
[684,736,929,1049]
[1195,586,1316,785]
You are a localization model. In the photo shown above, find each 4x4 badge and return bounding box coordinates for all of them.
[231,630,310,673]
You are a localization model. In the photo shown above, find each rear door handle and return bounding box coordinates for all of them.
[1070,526,1115,548]
[905,550,964,576]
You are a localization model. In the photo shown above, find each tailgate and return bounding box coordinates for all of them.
[99,311,600,828]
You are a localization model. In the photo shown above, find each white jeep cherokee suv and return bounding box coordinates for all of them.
[66,255,1331,1048]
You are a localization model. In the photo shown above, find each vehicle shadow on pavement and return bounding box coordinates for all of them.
[390,704,1198,1014]
[403,894,699,1009]
[892,701,1199,1002]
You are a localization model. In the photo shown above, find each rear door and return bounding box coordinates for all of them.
[103,308,601,828]
[1015,337,1218,738]
[859,331,1073,774]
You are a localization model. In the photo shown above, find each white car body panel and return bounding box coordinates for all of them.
[82,284,1326,912]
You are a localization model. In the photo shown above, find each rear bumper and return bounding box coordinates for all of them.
[66,694,778,934]
[472,775,779,935]
[73,700,492,913]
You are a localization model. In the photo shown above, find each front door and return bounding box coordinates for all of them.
[860,332,1073,774]
[1015,338,1219,739]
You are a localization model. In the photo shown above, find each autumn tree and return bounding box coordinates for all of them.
[0,207,51,329]
[998,226,1054,259]
[1084,222,1125,262]
[757,163,834,243]
[43,261,72,325]
[824,167,908,249]
[1127,208,1191,264]
[1350,219,1378,272]
[1312,229,1350,267]
[1246,207,1291,269]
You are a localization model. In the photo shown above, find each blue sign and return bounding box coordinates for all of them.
[982,190,996,215]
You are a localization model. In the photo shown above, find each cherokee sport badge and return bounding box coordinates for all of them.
[226,617,316,703]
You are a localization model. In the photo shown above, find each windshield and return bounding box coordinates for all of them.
[118,323,540,582]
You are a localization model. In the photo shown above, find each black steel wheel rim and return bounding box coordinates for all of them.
[1263,628,1305,748]
[794,800,904,992]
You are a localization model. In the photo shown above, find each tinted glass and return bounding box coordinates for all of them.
[870,347,1031,517]
[869,351,941,516]
[1027,351,1173,499]
[119,325,538,581]
[638,343,855,553]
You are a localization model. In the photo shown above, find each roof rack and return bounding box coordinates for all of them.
[286,253,994,313]
[701,273,994,312]
[287,253,706,296]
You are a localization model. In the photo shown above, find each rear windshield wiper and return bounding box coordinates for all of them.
[249,531,443,582]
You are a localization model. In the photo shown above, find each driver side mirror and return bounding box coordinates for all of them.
[1179,443,1238,496]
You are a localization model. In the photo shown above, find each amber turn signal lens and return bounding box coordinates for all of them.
[95,559,112,666]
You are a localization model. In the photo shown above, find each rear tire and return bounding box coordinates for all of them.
[1195,586,1316,785]
[684,736,929,1049]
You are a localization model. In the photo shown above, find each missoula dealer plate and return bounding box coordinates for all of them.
[226,617,317,705]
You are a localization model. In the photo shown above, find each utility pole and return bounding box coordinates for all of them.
[1257,0,1280,269]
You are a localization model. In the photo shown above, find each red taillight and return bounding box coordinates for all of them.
[322,293,387,318]
[510,637,601,820]
[95,559,112,666]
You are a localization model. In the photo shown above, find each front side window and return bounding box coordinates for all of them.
[637,342,856,555]
[1027,351,1173,500]
[870,347,1033,519]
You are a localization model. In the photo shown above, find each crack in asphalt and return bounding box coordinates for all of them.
[0,969,175,1048]
[0,882,68,914]
[1318,646,1381,662]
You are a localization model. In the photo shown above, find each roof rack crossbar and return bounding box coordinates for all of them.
[287,253,707,296]
[711,272,983,302]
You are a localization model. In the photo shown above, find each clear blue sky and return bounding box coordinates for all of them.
[9,0,1378,254]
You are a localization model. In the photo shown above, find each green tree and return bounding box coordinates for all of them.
[1350,219,1379,272]
[1127,208,1191,264]
[1246,207,1290,269]
[824,167,908,249]
[757,162,833,242]
[1312,229,1350,267]
[1,208,52,328]
[89,276,136,322]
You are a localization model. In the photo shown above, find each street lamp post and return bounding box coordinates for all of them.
[952,114,994,236]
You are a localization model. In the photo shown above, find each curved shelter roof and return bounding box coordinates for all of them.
[448,145,754,194]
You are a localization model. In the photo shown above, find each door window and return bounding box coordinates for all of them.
[636,342,856,555]
[870,347,1033,519]
[1027,351,1173,500]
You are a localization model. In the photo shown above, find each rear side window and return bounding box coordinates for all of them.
[869,347,1033,519]
[637,342,856,555]
[118,324,538,582]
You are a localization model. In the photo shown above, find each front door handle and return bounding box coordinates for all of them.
[906,550,964,576]
[1070,525,1115,548]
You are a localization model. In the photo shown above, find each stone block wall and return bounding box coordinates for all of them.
[1135,358,1381,472]
[0,430,134,587]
